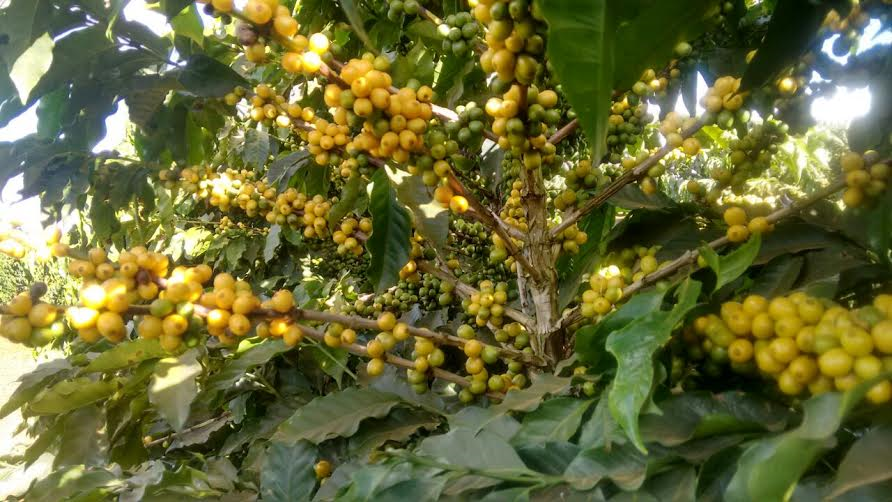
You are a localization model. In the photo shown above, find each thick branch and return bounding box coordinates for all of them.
[547,119,579,145]
[559,178,848,329]
[295,323,502,398]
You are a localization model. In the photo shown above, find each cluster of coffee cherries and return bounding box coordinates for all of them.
[555,224,588,255]
[499,179,528,233]
[386,0,425,21]
[162,165,370,255]
[721,206,774,243]
[475,0,546,87]
[438,12,481,57]
[607,75,656,155]
[486,85,560,155]
[198,273,264,346]
[699,120,788,203]
[359,312,412,377]
[456,323,528,401]
[617,149,668,196]
[305,115,353,167]
[226,0,329,72]
[240,83,309,128]
[685,292,892,404]
[63,247,195,349]
[0,221,34,260]
[564,159,610,193]
[658,111,701,157]
[462,280,510,328]
[578,246,666,319]
[840,150,889,209]
[0,286,63,347]
[446,102,487,151]
[331,56,435,165]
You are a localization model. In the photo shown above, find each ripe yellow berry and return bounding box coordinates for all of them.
[376,311,397,331]
[162,314,189,337]
[28,303,57,328]
[97,311,126,340]
[229,314,251,336]
[137,316,163,339]
[283,324,303,346]
[818,348,853,378]
[367,358,385,376]
[270,290,294,313]
[723,207,747,226]
[726,224,750,243]
[7,293,32,316]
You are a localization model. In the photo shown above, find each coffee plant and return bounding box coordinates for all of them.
[0,0,891,500]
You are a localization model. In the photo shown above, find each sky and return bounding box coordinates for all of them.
[0,7,889,230]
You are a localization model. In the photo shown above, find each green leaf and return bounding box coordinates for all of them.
[30,377,118,415]
[9,33,53,102]
[449,406,521,440]
[577,396,625,449]
[492,373,572,414]
[148,348,202,431]
[386,165,448,251]
[575,288,666,366]
[639,391,791,447]
[611,0,720,89]
[306,344,350,386]
[327,175,363,229]
[375,477,448,501]
[700,233,761,292]
[161,0,193,17]
[512,397,594,445]
[606,279,702,452]
[264,224,281,262]
[750,255,804,297]
[261,440,318,502]
[175,54,248,97]
[0,359,72,419]
[243,128,270,169]
[204,340,290,400]
[367,168,412,293]
[170,4,204,46]
[348,408,440,457]
[273,387,403,444]
[185,112,205,165]
[0,0,47,67]
[724,377,887,502]
[225,236,248,269]
[540,0,613,161]
[83,339,168,373]
[563,441,647,491]
[267,151,311,189]
[517,442,581,478]
[338,0,376,53]
[391,43,435,87]
[828,424,892,498]
[55,405,107,468]
[418,428,527,473]
[24,465,120,502]
[740,0,832,90]
[641,466,698,502]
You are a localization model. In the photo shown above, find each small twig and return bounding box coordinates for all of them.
[144,412,232,447]
[547,119,579,145]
